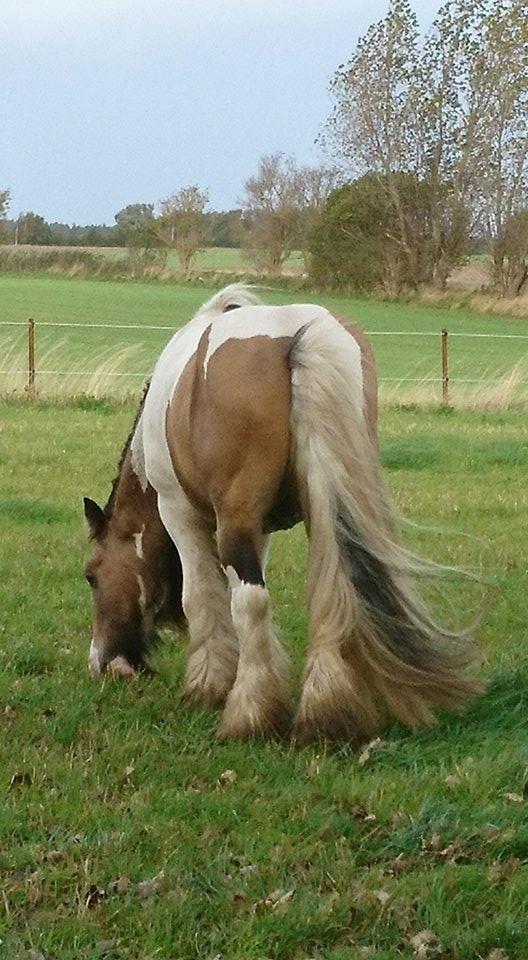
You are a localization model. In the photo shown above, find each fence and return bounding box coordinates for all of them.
[2,318,528,404]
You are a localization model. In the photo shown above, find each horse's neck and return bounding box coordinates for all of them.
[113,450,159,535]
[115,450,184,624]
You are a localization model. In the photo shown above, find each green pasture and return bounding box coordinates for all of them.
[1,274,528,402]
[1,399,527,958]
[6,246,305,274]
[168,247,304,273]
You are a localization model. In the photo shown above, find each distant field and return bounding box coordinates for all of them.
[1,274,528,404]
[1,400,527,958]
[1,245,305,275]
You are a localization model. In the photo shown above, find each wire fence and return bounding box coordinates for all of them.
[2,318,528,403]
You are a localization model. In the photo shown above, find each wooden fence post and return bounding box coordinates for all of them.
[27,318,35,395]
[441,329,449,405]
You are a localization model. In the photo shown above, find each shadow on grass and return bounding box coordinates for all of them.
[290,662,528,771]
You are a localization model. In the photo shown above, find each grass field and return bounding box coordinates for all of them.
[1,275,528,404]
[1,246,305,276]
[1,399,527,959]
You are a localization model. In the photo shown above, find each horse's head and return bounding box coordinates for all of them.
[83,494,181,678]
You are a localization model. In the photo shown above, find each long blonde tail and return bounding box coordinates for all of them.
[289,316,481,741]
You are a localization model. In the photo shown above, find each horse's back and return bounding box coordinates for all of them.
[149,302,375,537]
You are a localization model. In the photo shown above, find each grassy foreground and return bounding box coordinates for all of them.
[1,275,528,403]
[1,399,527,959]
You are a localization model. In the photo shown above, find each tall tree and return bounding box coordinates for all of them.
[324,0,431,288]
[0,189,10,243]
[296,165,339,270]
[323,0,528,292]
[242,153,302,274]
[478,0,528,291]
[157,186,210,275]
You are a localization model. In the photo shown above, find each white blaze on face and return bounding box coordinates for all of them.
[134,525,145,560]
[88,639,102,677]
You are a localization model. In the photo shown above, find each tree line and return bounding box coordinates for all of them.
[0,156,336,278]
[2,0,527,294]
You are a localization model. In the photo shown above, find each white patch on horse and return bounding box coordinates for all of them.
[134,524,145,560]
[88,639,101,677]
[224,564,241,589]
[202,304,331,375]
[136,573,147,610]
[219,575,290,737]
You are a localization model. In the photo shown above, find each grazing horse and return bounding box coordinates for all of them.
[84,285,479,743]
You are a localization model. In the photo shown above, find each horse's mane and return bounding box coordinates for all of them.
[196,283,262,315]
[104,378,150,518]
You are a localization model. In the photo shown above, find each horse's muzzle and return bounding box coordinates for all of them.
[88,640,138,679]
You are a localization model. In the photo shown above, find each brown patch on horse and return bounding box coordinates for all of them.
[168,328,296,546]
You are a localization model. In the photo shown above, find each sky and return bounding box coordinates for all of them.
[3,0,439,225]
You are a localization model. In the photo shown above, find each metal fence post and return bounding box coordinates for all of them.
[27,318,35,395]
[441,329,449,404]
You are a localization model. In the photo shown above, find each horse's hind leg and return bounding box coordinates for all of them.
[217,526,290,739]
[158,493,238,707]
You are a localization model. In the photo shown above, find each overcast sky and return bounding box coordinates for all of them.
[3,0,439,224]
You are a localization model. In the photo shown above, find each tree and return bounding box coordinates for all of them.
[295,165,339,270]
[477,0,528,291]
[242,153,302,274]
[323,0,528,291]
[47,222,121,246]
[242,153,335,274]
[114,203,155,249]
[15,211,52,245]
[309,173,434,293]
[324,0,427,285]
[0,189,10,243]
[418,0,527,289]
[494,209,528,296]
[208,209,245,248]
[157,186,210,275]
[114,203,157,273]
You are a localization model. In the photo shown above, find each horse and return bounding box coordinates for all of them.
[84,284,479,743]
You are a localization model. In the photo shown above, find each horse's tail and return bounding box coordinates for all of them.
[289,315,481,741]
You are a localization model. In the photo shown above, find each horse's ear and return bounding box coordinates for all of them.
[83,497,106,540]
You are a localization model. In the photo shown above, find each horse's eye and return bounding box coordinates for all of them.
[86,573,97,588]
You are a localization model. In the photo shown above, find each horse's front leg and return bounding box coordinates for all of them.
[158,494,238,708]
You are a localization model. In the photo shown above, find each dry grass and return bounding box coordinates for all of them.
[0,334,145,400]
[2,327,527,411]
[415,287,528,319]
[379,361,528,410]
